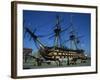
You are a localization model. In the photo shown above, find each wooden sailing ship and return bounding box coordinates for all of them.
[24,15,87,66]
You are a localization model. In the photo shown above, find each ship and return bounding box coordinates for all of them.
[23,15,88,67]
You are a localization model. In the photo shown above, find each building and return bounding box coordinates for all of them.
[23,48,32,63]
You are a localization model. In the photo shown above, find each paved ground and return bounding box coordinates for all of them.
[23,59,91,69]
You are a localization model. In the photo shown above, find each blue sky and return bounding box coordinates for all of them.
[23,10,91,56]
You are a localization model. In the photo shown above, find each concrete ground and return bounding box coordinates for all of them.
[23,59,91,69]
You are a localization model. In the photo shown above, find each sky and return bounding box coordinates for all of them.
[23,10,91,56]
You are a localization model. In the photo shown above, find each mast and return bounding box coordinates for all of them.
[69,15,78,50]
[54,15,62,48]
